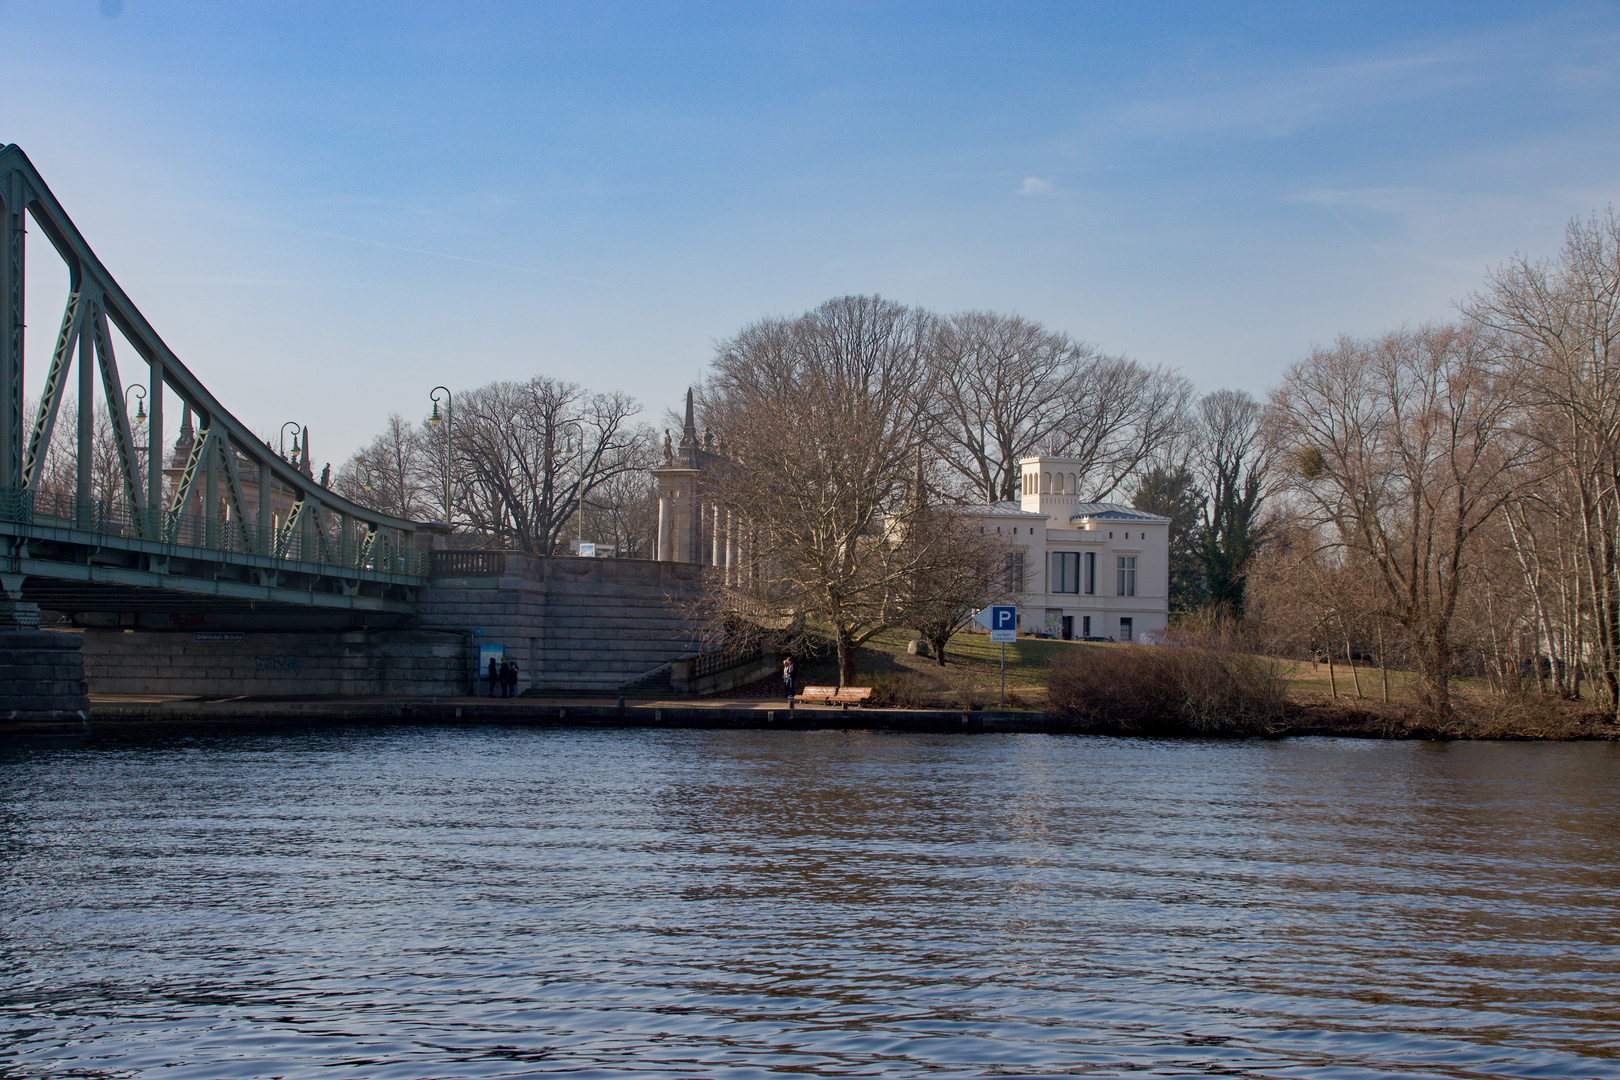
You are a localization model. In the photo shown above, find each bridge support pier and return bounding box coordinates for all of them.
[0,591,89,728]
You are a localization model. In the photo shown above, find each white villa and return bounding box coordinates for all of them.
[651,397,1171,642]
[965,454,1171,642]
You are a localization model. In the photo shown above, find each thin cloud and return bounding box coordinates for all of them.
[224,214,617,287]
[1017,177,1056,196]
[1085,14,1619,152]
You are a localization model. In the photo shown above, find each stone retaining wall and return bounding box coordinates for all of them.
[415,554,703,693]
[0,630,90,719]
[82,629,466,697]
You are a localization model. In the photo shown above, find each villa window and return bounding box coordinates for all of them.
[1084,551,1095,595]
[1117,555,1136,597]
[1004,551,1025,592]
[1051,551,1079,594]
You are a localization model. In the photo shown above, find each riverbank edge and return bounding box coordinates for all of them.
[1,696,1614,739]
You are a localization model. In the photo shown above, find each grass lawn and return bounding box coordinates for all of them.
[783,627,1451,709]
[1273,656,1424,701]
[784,628,1110,705]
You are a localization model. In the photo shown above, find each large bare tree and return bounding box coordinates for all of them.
[1470,209,1620,713]
[929,311,1192,504]
[1269,325,1528,718]
[453,376,647,554]
[1053,355,1194,501]
[702,295,941,686]
[932,311,1083,501]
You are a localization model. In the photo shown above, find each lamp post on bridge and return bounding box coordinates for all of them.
[278,422,301,462]
[428,387,452,525]
[124,384,148,529]
[123,384,147,431]
[123,383,147,459]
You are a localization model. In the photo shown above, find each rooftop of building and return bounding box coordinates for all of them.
[962,500,1170,524]
[1067,503,1171,523]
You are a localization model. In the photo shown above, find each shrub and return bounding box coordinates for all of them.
[1047,641,1288,735]
[868,672,938,708]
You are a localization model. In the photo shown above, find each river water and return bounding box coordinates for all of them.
[1,728,1617,1079]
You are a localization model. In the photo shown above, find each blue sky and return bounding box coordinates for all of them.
[3,2,1618,466]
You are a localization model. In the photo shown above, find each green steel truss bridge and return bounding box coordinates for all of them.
[0,145,425,628]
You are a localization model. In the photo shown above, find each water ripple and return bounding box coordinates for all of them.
[2,730,1618,1077]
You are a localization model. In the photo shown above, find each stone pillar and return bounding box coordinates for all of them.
[657,495,673,562]
[0,580,89,727]
[690,493,703,564]
[713,505,725,571]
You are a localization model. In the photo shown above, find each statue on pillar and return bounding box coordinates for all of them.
[663,429,673,464]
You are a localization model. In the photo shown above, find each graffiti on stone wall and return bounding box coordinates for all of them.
[254,655,304,672]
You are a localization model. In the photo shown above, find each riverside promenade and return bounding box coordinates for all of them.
[6,694,1064,737]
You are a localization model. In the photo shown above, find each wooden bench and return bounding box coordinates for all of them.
[793,686,873,709]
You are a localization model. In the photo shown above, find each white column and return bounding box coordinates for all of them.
[657,495,673,562]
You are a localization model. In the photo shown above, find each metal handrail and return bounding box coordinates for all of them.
[0,486,429,577]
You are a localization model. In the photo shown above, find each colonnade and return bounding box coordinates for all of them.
[655,491,748,585]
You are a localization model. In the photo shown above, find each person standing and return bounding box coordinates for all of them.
[782,656,795,700]
[487,655,499,698]
[505,660,520,698]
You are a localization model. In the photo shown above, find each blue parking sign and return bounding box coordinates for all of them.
[974,604,1018,642]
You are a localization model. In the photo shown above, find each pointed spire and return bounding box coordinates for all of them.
[172,405,195,467]
[298,426,313,478]
[681,388,697,444]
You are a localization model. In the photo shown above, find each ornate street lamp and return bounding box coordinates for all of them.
[279,421,302,461]
[123,384,148,481]
[123,383,147,428]
[428,387,451,523]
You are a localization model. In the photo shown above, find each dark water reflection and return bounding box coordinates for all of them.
[2,729,1618,1078]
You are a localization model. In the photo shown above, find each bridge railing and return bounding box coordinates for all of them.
[428,550,507,577]
[0,486,429,577]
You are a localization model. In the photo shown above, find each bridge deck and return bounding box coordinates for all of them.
[2,517,421,618]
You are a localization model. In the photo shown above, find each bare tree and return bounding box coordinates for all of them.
[577,431,659,557]
[1269,325,1529,718]
[1053,355,1194,501]
[454,376,644,555]
[703,295,940,686]
[335,413,432,520]
[1471,209,1620,714]
[932,312,1083,501]
[895,499,1013,666]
